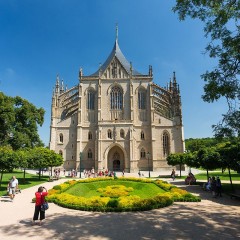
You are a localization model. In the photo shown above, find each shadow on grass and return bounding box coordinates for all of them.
[0,203,239,240]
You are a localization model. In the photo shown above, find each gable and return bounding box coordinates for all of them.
[101,56,129,79]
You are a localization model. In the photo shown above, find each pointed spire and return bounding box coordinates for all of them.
[130,61,133,77]
[173,71,177,83]
[55,74,60,94]
[116,23,118,42]
[169,78,173,91]
[79,67,83,80]
[149,65,153,76]
[60,79,64,93]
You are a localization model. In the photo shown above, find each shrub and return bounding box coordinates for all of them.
[107,198,119,208]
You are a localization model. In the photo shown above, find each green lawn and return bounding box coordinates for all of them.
[0,170,49,196]
[65,180,166,199]
[194,171,240,181]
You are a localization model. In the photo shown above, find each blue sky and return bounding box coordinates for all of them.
[0,0,226,146]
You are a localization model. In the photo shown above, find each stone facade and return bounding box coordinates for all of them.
[49,35,185,173]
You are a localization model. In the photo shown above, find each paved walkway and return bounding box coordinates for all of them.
[0,176,239,240]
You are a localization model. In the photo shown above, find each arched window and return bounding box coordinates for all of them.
[88,131,92,140]
[141,131,145,140]
[163,132,170,156]
[110,86,123,110]
[88,149,93,159]
[59,150,63,156]
[59,133,63,143]
[120,129,124,138]
[140,148,146,158]
[108,129,112,139]
[138,89,146,109]
[87,90,95,110]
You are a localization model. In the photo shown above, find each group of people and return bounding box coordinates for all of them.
[203,176,222,197]
[7,175,48,225]
[83,168,117,178]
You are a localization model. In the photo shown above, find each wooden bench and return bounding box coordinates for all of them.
[230,193,240,200]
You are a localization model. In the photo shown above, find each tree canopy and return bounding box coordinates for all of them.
[0,92,45,149]
[173,0,240,138]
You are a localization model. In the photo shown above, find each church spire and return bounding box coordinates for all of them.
[55,74,60,94]
[116,23,118,42]
[60,79,64,94]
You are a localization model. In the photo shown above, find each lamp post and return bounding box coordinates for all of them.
[79,152,82,178]
[147,151,150,178]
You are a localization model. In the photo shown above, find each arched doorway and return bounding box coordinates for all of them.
[113,160,120,171]
[107,146,124,171]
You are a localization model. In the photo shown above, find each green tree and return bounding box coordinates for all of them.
[173,1,240,138]
[10,96,45,149]
[217,141,240,190]
[0,93,14,146]
[167,153,185,177]
[14,149,29,183]
[0,146,17,187]
[184,151,199,169]
[185,137,225,152]
[197,148,221,179]
[0,92,45,150]
[28,147,63,180]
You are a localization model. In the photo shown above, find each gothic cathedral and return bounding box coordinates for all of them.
[49,33,185,173]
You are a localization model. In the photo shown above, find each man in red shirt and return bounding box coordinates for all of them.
[32,186,48,225]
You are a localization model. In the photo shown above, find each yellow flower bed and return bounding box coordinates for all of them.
[98,185,134,197]
[45,177,200,211]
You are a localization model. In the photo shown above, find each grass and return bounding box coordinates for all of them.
[65,180,166,199]
[159,170,240,181]
[194,171,240,181]
[0,170,49,196]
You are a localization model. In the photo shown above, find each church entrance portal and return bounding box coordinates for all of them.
[107,146,124,172]
[113,160,120,171]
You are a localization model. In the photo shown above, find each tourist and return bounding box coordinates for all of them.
[138,170,141,177]
[8,176,19,202]
[203,177,212,191]
[211,176,217,197]
[185,172,196,185]
[91,167,95,177]
[171,169,176,181]
[32,186,48,225]
[216,176,222,197]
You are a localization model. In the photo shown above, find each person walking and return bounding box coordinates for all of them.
[32,186,48,225]
[8,176,18,202]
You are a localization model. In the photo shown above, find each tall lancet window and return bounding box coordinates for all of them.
[163,131,170,157]
[110,86,123,110]
[138,89,146,109]
[87,90,95,110]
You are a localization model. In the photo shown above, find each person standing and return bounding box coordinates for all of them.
[8,176,18,202]
[33,186,48,225]
[216,176,222,197]
[171,169,176,181]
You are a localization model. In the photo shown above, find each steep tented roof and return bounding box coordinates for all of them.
[91,39,142,76]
